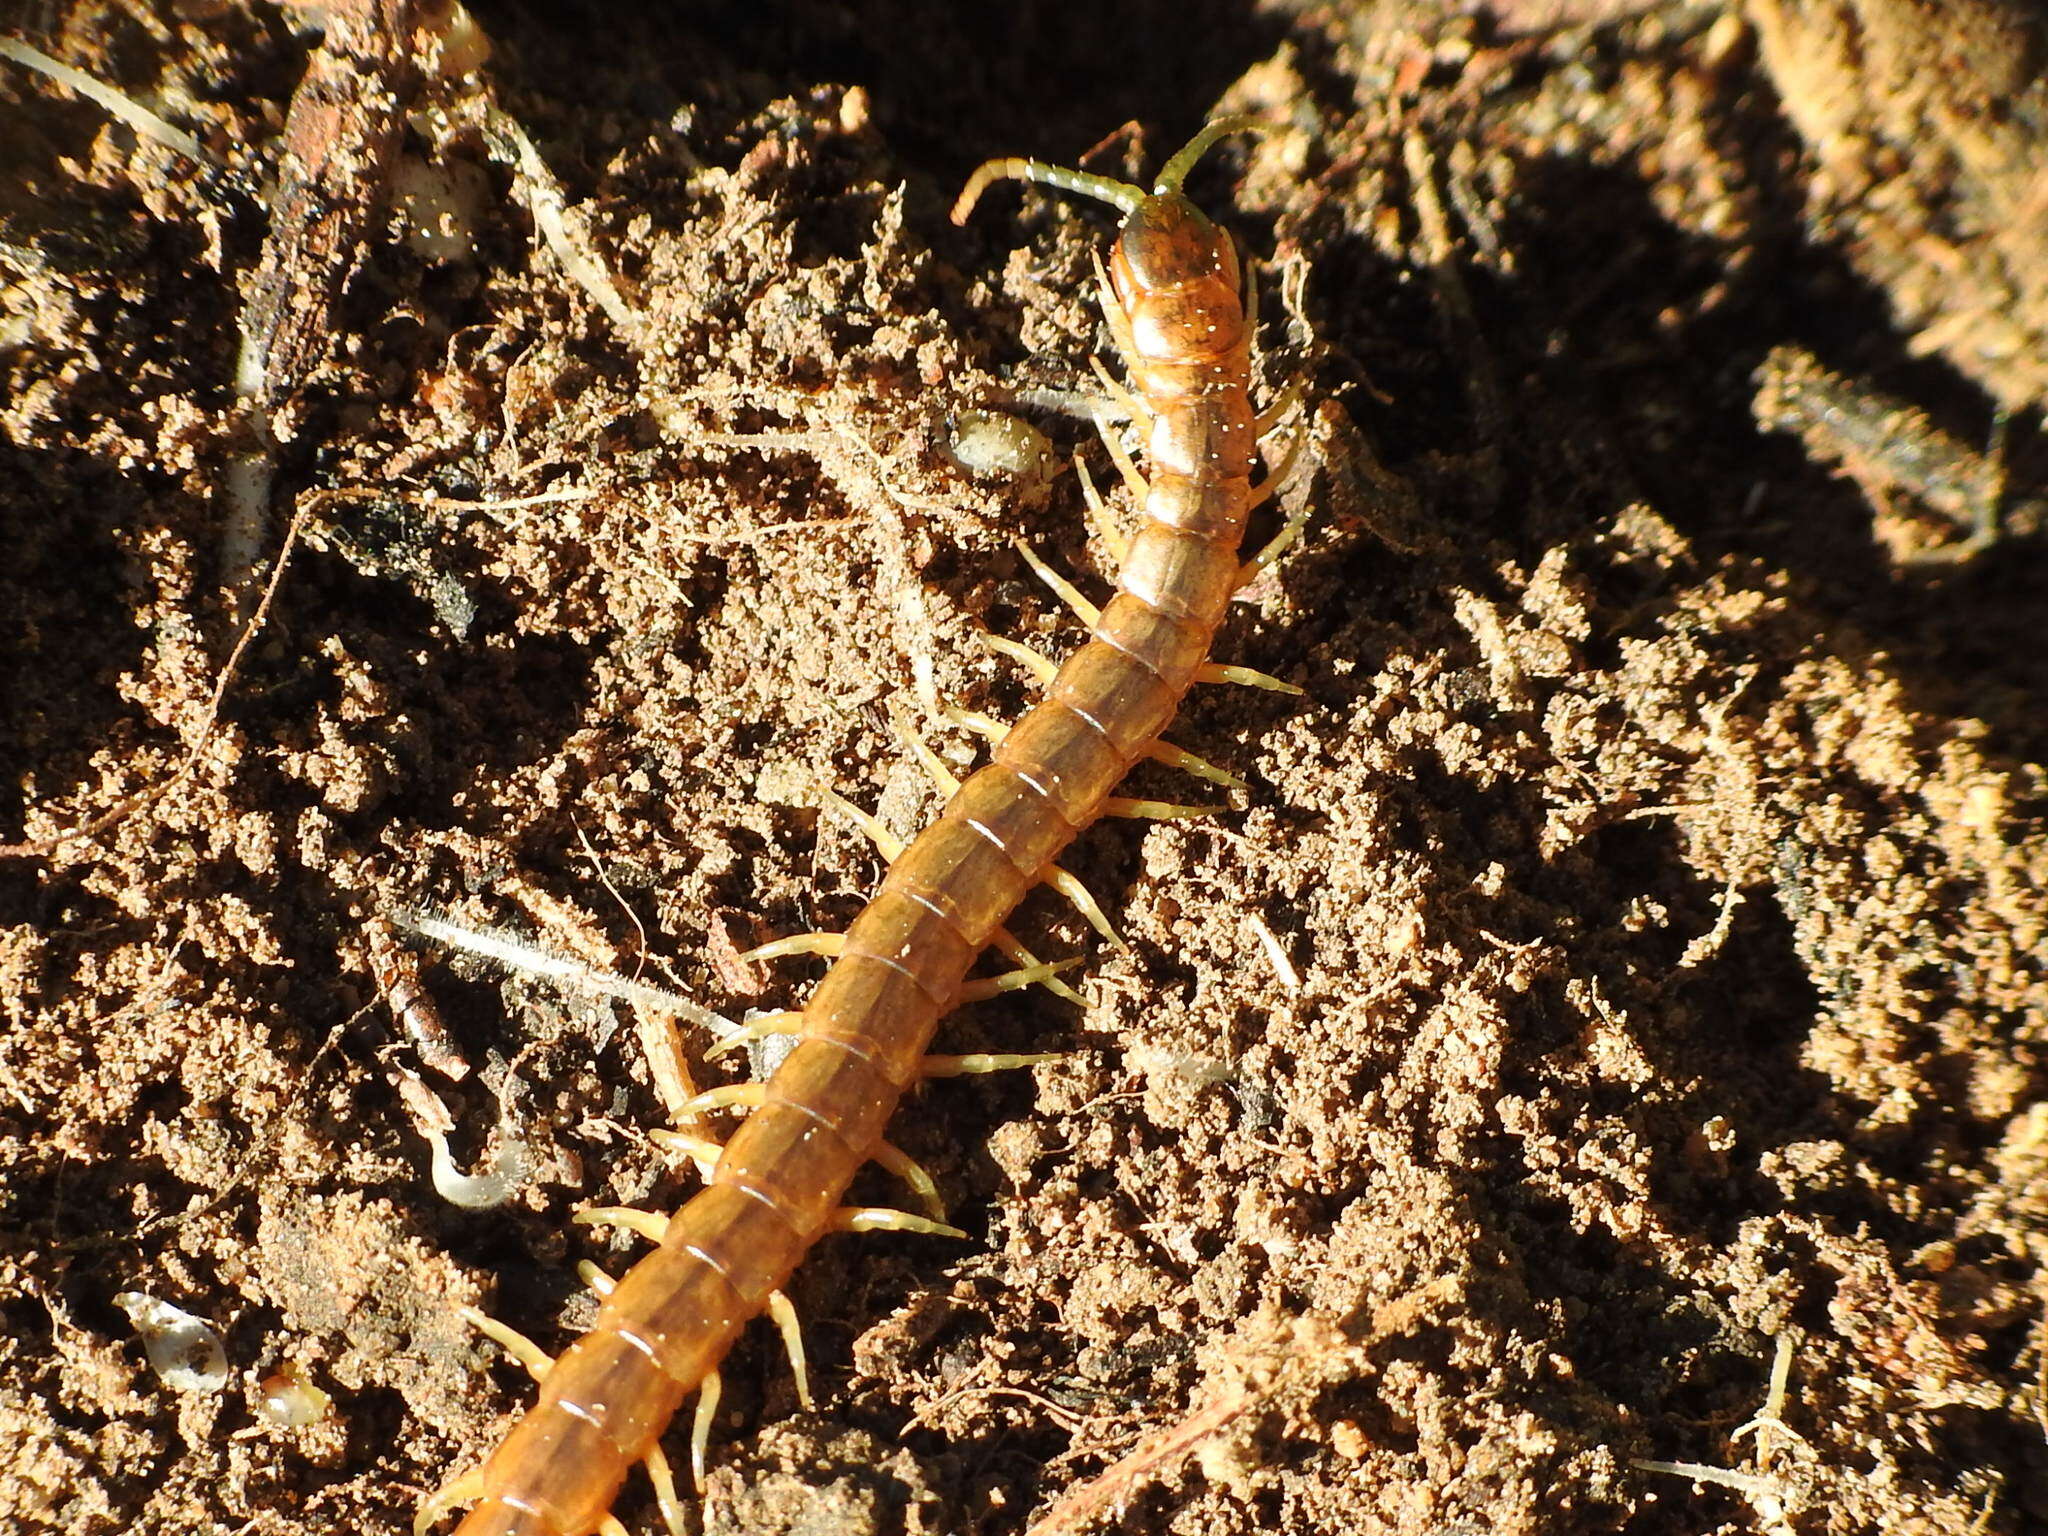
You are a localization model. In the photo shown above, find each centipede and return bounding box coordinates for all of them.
[420,114,1305,1536]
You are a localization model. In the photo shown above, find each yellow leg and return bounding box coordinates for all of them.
[1196,660,1304,695]
[764,1288,813,1411]
[679,1081,768,1118]
[894,709,966,795]
[577,1260,617,1297]
[1092,246,1144,395]
[1042,865,1128,951]
[647,1126,722,1178]
[643,1443,687,1536]
[982,631,1060,686]
[1101,795,1224,820]
[1237,501,1310,586]
[1244,421,1307,514]
[702,1011,804,1062]
[1093,410,1151,504]
[831,1206,969,1239]
[573,1206,672,1245]
[1143,739,1248,791]
[923,1051,1065,1076]
[691,1367,721,1492]
[944,704,1008,742]
[956,956,1083,1003]
[1088,350,1152,437]
[989,926,1087,1007]
[1074,453,1130,564]
[459,1305,553,1383]
[820,789,906,860]
[1015,539,1101,627]
[415,1469,487,1536]
[737,932,846,963]
[599,1516,631,1536]
[1255,377,1305,440]
[870,1139,946,1220]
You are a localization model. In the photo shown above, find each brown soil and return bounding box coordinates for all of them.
[5,3,2047,1535]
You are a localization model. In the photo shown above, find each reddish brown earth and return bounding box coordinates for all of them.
[4,3,2046,1534]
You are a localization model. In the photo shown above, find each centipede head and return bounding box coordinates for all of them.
[1106,191,1240,307]
[951,115,1267,294]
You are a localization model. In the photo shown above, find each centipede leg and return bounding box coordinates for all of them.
[984,631,1060,684]
[1244,421,1308,516]
[1073,452,1131,562]
[1237,500,1312,589]
[413,1469,487,1536]
[955,956,1084,1002]
[949,704,1246,792]
[895,711,965,795]
[988,927,1088,1006]
[922,1051,1065,1076]
[1143,740,1249,790]
[822,789,907,860]
[868,1139,947,1220]
[1015,539,1102,627]
[832,1207,969,1239]
[1255,377,1305,440]
[643,1442,687,1536]
[764,1289,814,1410]
[739,932,848,962]
[648,1126,722,1177]
[1101,795,1227,820]
[691,1368,722,1492]
[1091,246,1144,391]
[1092,410,1151,505]
[680,1081,768,1118]
[1195,659,1305,695]
[703,1010,805,1062]
[459,1304,555,1383]
[574,1206,672,1245]
[1088,351,1152,438]
[1040,865,1129,951]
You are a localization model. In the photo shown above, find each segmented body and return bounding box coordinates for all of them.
[438,124,1269,1536]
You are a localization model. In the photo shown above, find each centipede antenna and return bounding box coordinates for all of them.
[1152,115,1271,195]
[952,157,1144,225]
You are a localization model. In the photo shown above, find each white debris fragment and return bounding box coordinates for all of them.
[114,1291,229,1393]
